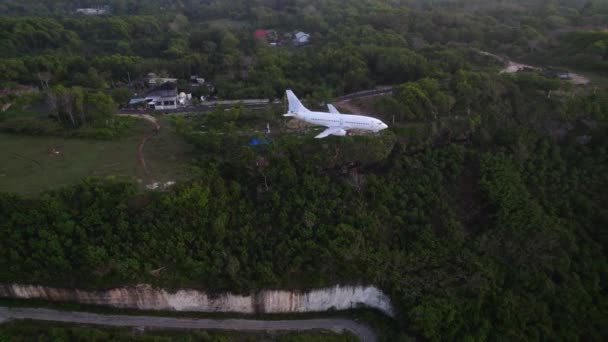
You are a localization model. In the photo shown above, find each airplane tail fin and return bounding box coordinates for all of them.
[285,90,309,115]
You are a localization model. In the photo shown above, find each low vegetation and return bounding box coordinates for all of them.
[0,117,194,195]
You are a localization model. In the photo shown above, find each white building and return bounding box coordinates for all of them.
[145,82,178,110]
[293,32,310,45]
[75,8,108,16]
[190,75,205,86]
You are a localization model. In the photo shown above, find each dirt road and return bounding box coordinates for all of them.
[117,114,160,175]
[117,114,160,131]
[477,49,591,85]
[0,306,376,342]
[333,86,395,115]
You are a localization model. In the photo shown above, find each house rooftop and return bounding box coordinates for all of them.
[75,8,108,15]
[145,82,177,98]
[254,30,268,39]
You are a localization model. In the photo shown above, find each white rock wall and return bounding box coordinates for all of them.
[0,284,394,317]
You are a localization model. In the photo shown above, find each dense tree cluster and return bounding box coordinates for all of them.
[1,81,607,339]
[544,30,608,71]
[0,0,607,340]
[1,0,606,97]
[46,86,115,127]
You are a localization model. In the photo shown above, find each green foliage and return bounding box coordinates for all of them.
[0,86,120,136]
[2,127,606,338]
[0,108,132,139]
[109,87,133,107]
[0,116,63,135]
[510,72,561,92]
[86,91,115,124]
[49,87,114,124]
[384,78,453,122]
[0,1,607,341]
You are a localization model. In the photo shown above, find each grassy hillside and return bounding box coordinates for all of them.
[0,117,194,195]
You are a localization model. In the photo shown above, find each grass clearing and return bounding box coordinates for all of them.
[0,116,195,196]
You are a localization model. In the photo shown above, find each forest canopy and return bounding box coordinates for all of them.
[0,0,607,340]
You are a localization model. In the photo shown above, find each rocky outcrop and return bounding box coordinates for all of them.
[0,284,394,317]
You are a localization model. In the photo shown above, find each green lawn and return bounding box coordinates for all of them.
[0,117,195,196]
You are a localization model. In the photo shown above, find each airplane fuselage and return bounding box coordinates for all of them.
[296,111,387,133]
[284,89,388,138]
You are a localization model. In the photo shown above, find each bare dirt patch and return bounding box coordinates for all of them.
[568,73,591,85]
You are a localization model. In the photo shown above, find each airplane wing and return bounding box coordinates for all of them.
[327,104,340,114]
[315,127,346,139]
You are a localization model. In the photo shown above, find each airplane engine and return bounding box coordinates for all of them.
[331,129,348,136]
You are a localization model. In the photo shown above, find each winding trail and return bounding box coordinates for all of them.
[118,114,160,131]
[333,86,395,115]
[117,114,160,175]
[137,134,153,175]
[477,49,590,85]
[0,306,375,342]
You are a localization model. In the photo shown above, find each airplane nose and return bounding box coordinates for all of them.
[381,123,388,129]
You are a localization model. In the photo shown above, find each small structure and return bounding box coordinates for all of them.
[147,73,178,86]
[128,98,148,107]
[178,92,192,106]
[129,82,193,111]
[248,137,270,146]
[254,30,278,44]
[47,147,61,156]
[543,69,571,80]
[293,31,310,45]
[75,7,109,15]
[190,75,205,86]
[254,30,269,40]
[144,82,178,110]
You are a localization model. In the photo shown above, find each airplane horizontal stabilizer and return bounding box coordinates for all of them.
[327,104,340,114]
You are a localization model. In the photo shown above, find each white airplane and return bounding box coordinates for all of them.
[283,90,388,138]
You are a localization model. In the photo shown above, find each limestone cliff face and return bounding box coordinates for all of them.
[0,284,394,317]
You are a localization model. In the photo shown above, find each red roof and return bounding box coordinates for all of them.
[254,29,268,39]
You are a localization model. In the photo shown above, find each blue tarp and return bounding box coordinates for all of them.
[248,137,270,146]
